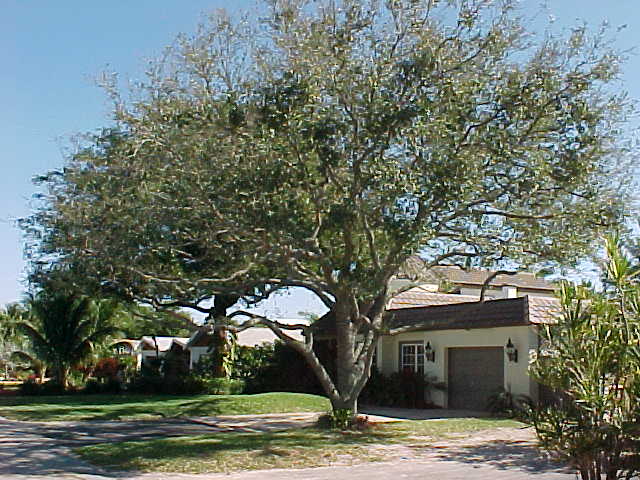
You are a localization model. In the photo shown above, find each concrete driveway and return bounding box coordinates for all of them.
[0,412,576,480]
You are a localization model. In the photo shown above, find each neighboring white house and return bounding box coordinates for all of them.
[113,319,308,370]
[186,319,309,369]
[112,336,189,369]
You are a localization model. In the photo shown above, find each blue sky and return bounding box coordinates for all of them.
[2,1,639,316]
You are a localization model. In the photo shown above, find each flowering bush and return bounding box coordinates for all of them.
[93,357,120,380]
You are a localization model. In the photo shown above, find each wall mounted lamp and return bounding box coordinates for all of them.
[424,341,435,362]
[505,338,518,363]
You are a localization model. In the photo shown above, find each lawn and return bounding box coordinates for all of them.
[0,392,330,422]
[76,417,524,473]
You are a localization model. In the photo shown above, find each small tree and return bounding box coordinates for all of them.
[17,293,120,388]
[530,235,640,480]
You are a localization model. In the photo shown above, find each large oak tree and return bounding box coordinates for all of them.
[23,0,635,412]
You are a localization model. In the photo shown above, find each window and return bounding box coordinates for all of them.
[113,345,129,355]
[400,342,424,374]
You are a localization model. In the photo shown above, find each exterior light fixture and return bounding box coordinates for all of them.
[505,338,518,363]
[425,341,435,362]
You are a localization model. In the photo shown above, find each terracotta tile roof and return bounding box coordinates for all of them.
[527,296,562,325]
[397,256,555,291]
[313,294,560,337]
[187,319,309,348]
[171,337,190,348]
[388,287,479,309]
[432,266,554,291]
[236,326,305,346]
[388,295,561,333]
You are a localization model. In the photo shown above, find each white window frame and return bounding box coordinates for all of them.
[399,342,425,374]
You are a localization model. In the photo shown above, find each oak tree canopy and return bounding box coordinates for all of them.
[23,0,635,412]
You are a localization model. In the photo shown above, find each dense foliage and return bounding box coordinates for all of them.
[113,304,197,339]
[237,342,325,395]
[359,368,446,409]
[16,293,119,388]
[0,304,29,379]
[530,236,640,480]
[23,0,635,412]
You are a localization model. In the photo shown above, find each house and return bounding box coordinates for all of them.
[377,292,559,410]
[112,261,560,411]
[112,319,308,371]
[383,263,560,410]
[186,319,308,369]
[390,256,556,299]
[112,336,190,369]
[112,339,140,357]
[316,261,561,411]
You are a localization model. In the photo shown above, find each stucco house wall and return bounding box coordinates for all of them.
[112,340,143,369]
[458,286,555,298]
[377,325,539,407]
[189,346,210,369]
[140,349,161,366]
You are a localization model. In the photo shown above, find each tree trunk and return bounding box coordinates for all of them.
[58,364,70,389]
[325,294,380,417]
[152,334,159,358]
[330,396,358,413]
[209,294,239,378]
[334,301,358,414]
[252,292,383,421]
[212,326,228,378]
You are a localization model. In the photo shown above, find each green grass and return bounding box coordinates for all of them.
[75,418,524,473]
[0,392,330,422]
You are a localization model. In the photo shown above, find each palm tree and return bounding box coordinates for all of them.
[17,293,120,388]
[9,351,46,383]
[0,303,29,379]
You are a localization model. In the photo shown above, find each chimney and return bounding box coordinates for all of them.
[502,285,518,298]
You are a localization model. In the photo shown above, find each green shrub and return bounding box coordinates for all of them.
[83,379,102,395]
[486,388,532,418]
[102,378,123,394]
[529,236,640,480]
[19,379,66,396]
[127,373,164,394]
[360,368,445,408]
[240,341,324,394]
[233,344,275,379]
[330,408,353,430]
[203,377,245,395]
[19,378,41,396]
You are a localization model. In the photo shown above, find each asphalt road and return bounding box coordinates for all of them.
[0,414,576,480]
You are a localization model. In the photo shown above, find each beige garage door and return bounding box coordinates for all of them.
[448,347,504,411]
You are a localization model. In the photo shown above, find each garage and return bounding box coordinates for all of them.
[448,347,504,411]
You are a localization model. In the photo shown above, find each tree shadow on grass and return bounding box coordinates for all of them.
[75,426,402,470]
[0,395,227,421]
[0,393,327,422]
[0,394,175,407]
[425,439,573,475]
